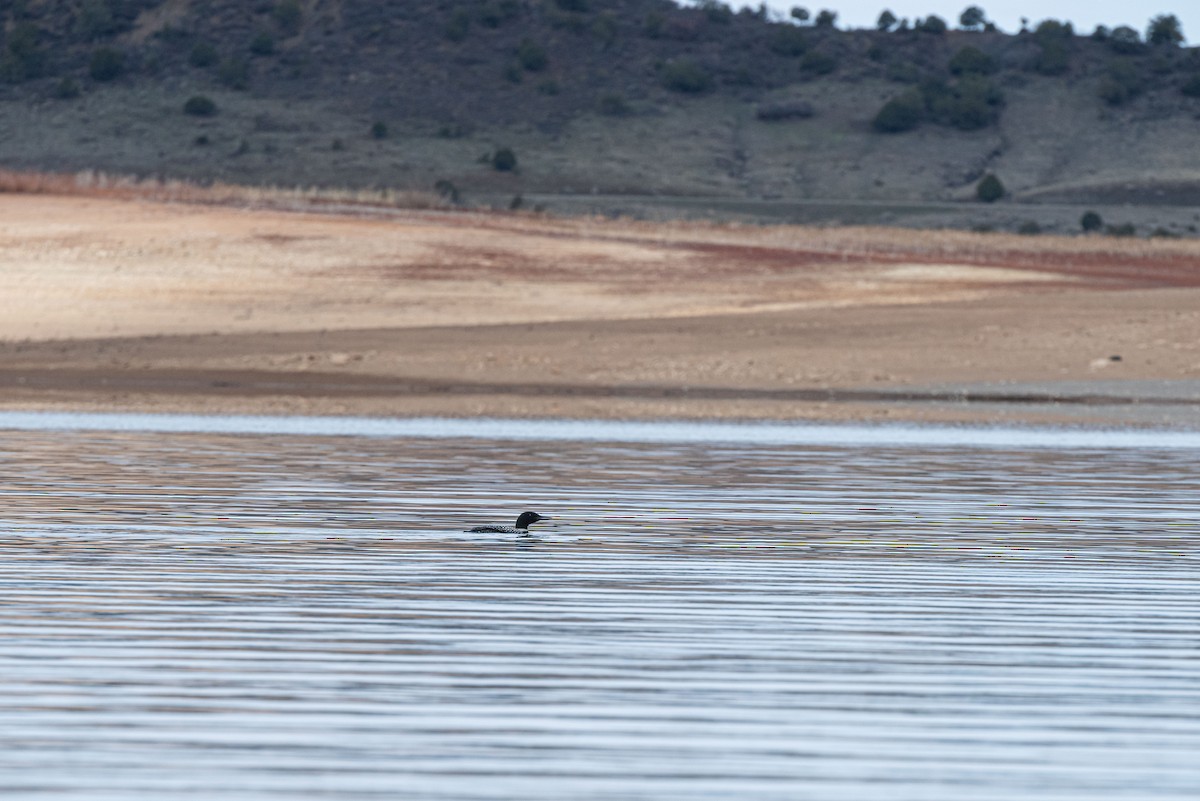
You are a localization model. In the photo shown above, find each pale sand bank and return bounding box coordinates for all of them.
[3,193,1200,427]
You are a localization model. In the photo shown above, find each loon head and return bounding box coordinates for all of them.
[514,511,547,530]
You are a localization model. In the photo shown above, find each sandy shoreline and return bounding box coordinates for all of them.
[3,193,1200,428]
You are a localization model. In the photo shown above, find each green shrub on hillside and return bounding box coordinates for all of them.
[218,57,250,90]
[592,13,618,48]
[661,59,713,93]
[642,11,665,38]
[189,42,218,68]
[1147,14,1183,47]
[1033,41,1071,75]
[183,95,217,116]
[1108,26,1143,54]
[943,76,1004,129]
[908,77,1005,130]
[1080,210,1103,232]
[800,49,837,75]
[770,25,808,57]
[516,39,547,71]
[88,47,124,81]
[814,9,837,28]
[917,15,947,34]
[1099,59,1142,105]
[872,89,924,132]
[370,121,388,139]
[699,1,734,25]
[976,173,1004,202]
[555,0,590,12]
[1181,74,1200,97]
[0,22,44,83]
[1034,19,1074,41]
[959,6,986,30]
[444,9,470,41]
[492,147,517,172]
[949,46,994,75]
[250,32,275,56]
[1031,20,1074,75]
[54,77,81,99]
[480,0,522,27]
[75,0,117,41]
[597,92,630,115]
[273,0,302,36]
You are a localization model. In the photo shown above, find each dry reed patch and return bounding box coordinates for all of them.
[0,168,445,213]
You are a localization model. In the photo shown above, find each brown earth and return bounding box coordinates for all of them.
[3,192,1200,426]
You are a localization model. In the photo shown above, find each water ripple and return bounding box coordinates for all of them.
[0,426,1196,800]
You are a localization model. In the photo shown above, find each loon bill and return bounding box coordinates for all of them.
[468,511,549,535]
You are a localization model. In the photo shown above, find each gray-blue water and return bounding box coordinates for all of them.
[0,413,1197,800]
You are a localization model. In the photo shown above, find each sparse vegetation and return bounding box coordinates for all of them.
[273,0,303,37]
[88,47,124,82]
[189,42,219,69]
[976,173,1005,203]
[75,0,118,41]
[250,33,276,57]
[800,49,837,75]
[370,121,388,139]
[183,95,217,117]
[660,59,713,93]
[1106,222,1138,237]
[0,0,1196,235]
[53,77,81,99]
[770,25,808,57]
[756,99,815,121]
[0,22,43,83]
[444,9,471,42]
[434,179,460,204]
[516,39,548,72]
[699,1,734,25]
[597,92,630,116]
[218,58,250,90]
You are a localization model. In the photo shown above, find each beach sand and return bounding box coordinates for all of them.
[3,193,1200,426]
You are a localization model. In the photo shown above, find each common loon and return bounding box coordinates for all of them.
[468,511,548,535]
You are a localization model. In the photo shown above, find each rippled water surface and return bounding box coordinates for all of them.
[0,415,1197,800]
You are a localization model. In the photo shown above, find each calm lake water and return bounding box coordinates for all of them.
[0,414,1197,800]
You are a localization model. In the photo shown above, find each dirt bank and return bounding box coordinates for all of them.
[3,193,1199,426]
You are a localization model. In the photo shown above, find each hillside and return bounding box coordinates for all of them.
[2,1,1200,234]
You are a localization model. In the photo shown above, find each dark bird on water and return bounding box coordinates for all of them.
[467,511,549,535]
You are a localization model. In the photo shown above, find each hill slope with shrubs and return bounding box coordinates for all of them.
[2,1,1200,232]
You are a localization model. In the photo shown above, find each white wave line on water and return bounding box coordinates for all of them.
[4,410,1200,449]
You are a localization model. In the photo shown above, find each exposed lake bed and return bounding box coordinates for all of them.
[1,414,1196,799]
